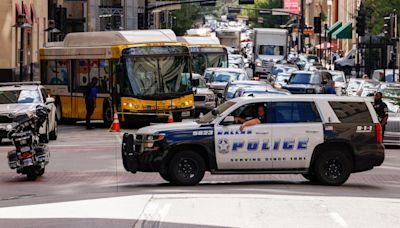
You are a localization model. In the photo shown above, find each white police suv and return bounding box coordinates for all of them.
[122,95,385,186]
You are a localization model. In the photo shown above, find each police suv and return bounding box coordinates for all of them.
[122,95,385,186]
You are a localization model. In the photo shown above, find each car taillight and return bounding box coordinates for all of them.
[375,123,382,143]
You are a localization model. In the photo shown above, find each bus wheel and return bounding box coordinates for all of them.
[103,101,113,127]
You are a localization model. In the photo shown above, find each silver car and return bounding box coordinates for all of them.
[192,74,216,115]
[205,68,249,98]
[0,82,58,144]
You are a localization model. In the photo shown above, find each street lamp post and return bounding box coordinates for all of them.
[13,13,32,82]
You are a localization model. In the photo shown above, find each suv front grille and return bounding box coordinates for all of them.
[262,60,273,71]
[194,95,206,102]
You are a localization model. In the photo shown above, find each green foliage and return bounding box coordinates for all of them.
[171,5,202,36]
[365,0,400,35]
[244,0,289,28]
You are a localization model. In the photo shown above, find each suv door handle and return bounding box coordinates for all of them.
[255,132,269,135]
[306,130,320,133]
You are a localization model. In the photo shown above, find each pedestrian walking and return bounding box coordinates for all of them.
[373,92,389,137]
[85,77,98,130]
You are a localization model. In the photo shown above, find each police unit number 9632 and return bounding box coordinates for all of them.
[122,95,384,186]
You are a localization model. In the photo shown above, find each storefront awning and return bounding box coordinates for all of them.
[327,21,342,37]
[332,22,352,39]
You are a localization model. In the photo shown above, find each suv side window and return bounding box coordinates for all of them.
[329,102,373,123]
[268,102,321,123]
[227,102,267,123]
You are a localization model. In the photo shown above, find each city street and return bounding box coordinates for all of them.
[0,124,400,227]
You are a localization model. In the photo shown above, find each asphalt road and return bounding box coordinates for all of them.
[0,124,400,228]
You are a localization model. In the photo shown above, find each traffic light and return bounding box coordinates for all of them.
[314,17,321,34]
[384,15,393,38]
[239,0,254,4]
[356,11,366,36]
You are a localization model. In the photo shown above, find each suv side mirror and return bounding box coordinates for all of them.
[211,108,220,116]
[284,79,288,83]
[321,80,328,85]
[222,116,235,125]
[45,97,55,104]
[217,93,223,98]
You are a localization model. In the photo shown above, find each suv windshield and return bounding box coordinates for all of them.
[124,55,191,98]
[289,73,320,84]
[211,72,242,82]
[259,45,284,55]
[197,101,236,123]
[0,90,41,104]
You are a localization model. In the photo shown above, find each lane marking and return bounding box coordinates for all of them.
[329,212,348,227]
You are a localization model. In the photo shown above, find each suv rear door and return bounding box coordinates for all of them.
[268,101,324,169]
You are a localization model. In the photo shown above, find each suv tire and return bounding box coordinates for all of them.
[159,171,171,182]
[301,173,318,183]
[313,149,352,186]
[168,151,205,186]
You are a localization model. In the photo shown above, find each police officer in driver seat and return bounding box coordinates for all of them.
[234,104,267,131]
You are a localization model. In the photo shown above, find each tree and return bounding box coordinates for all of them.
[243,0,289,28]
[171,5,201,35]
[365,0,400,35]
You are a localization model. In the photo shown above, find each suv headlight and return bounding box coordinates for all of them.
[255,59,262,67]
[143,134,165,149]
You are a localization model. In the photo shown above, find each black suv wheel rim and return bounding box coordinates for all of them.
[177,158,197,180]
[324,158,343,179]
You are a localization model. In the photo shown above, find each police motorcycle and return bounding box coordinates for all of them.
[6,105,50,181]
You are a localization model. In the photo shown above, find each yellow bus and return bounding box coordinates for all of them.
[177,36,228,75]
[40,30,194,125]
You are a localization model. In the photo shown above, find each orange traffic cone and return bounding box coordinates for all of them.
[167,111,174,123]
[110,113,121,132]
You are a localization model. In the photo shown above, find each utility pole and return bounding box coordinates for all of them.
[392,10,398,82]
[86,0,92,32]
[300,0,305,53]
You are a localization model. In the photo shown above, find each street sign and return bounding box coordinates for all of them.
[257,17,264,24]
[271,9,290,16]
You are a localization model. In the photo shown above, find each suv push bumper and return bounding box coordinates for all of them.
[122,133,164,173]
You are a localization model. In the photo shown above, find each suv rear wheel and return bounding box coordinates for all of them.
[168,151,205,186]
[313,149,352,186]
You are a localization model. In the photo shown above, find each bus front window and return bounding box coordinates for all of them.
[208,53,228,68]
[125,56,191,98]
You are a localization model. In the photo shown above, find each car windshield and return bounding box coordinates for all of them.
[211,72,242,82]
[330,73,345,82]
[124,55,191,98]
[288,73,320,84]
[197,101,236,123]
[0,89,41,104]
[348,80,362,90]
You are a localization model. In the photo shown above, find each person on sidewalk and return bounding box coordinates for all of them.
[85,77,98,130]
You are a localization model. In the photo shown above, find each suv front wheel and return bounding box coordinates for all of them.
[168,151,205,186]
[313,149,353,186]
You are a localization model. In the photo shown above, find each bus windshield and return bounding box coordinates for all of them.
[192,53,228,75]
[124,55,192,98]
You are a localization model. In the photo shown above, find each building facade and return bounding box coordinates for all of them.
[0,0,48,82]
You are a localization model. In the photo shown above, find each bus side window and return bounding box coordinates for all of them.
[77,60,89,92]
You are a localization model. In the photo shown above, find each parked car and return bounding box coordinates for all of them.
[358,80,380,97]
[0,82,58,144]
[346,78,364,96]
[372,69,399,82]
[283,71,331,94]
[192,74,216,116]
[378,83,400,145]
[206,68,249,98]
